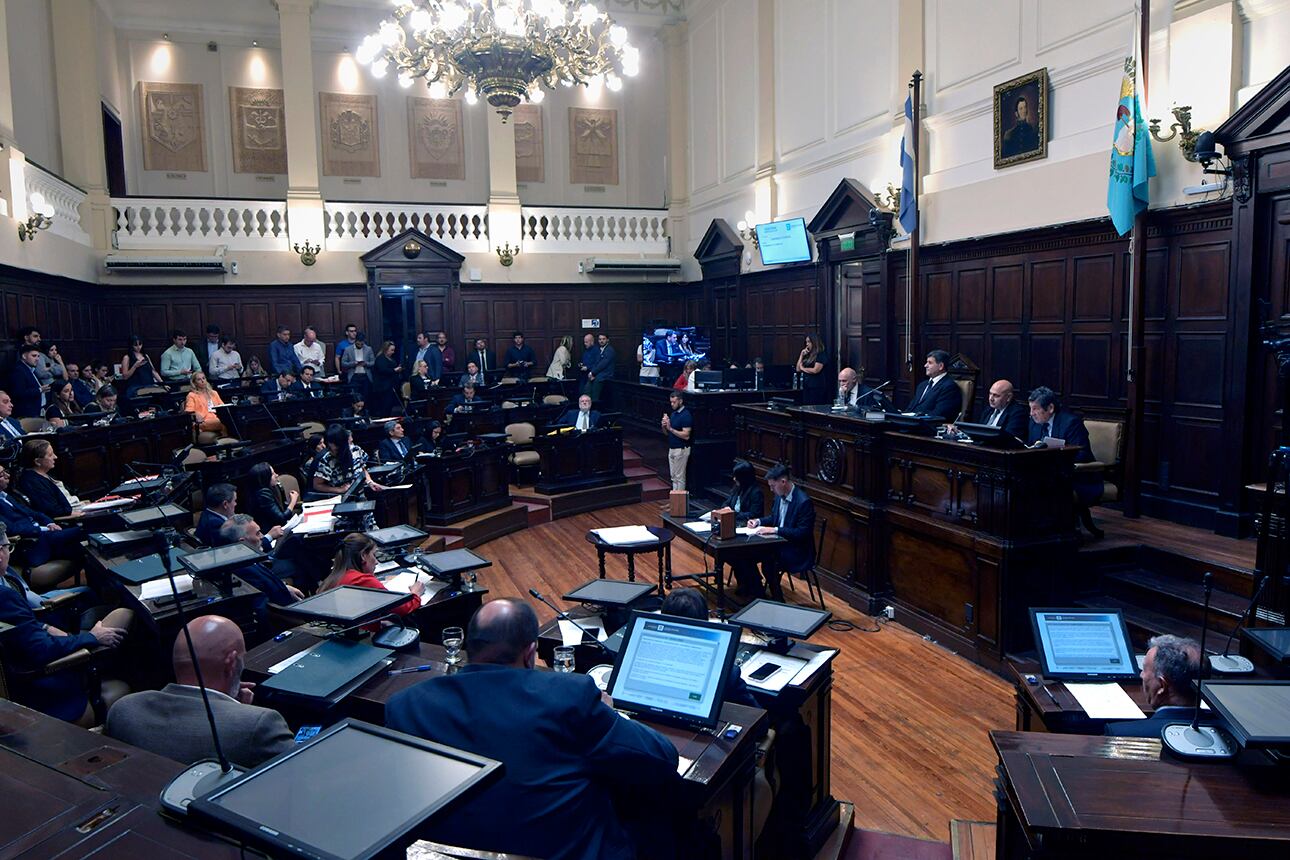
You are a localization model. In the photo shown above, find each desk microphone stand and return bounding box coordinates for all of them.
[1161,572,1237,761]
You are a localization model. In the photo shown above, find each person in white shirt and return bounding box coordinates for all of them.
[210,336,244,380]
[293,327,326,372]
[547,336,572,380]
[0,391,26,439]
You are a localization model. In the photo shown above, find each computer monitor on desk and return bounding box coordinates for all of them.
[954,421,1026,449]
[729,599,832,652]
[118,503,189,529]
[179,543,266,594]
[189,719,502,860]
[607,611,740,730]
[280,585,412,629]
[1030,608,1138,681]
[694,370,724,390]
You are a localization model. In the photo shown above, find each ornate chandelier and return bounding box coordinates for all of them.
[356,1,641,121]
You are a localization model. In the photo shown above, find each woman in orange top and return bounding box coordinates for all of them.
[184,371,225,434]
[318,532,422,616]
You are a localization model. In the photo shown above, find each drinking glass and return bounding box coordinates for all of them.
[442,626,464,664]
[553,646,576,673]
[463,569,478,592]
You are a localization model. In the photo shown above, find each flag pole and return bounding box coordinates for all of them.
[908,70,922,377]
[1124,4,1149,519]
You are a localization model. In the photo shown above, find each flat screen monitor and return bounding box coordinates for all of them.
[607,611,739,729]
[178,543,264,575]
[364,524,427,548]
[642,326,710,367]
[756,218,812,266]
[189,720,502,860]
[108,548,191,585]
[1199,680,1290,748]
[725,368,754,389]
[729,599,832,640]
[281,586,411,626]
[563,579,656,607]
[954,421,1026,449]
[694,370,724,390]
[119,504,189,528]
[1030,608,1138,680]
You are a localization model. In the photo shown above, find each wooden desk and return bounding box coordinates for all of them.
[992,730,1290,858]
[189,437,306,496]
[661,513,785,619]
[586,526,674,589]
[50,413,194,497]
[0,700,242,859]
[215,393,349,442]
[1006,658,1154,734]
[736,403,1079,669]
[533,426,626,494]
[415,445,511,526]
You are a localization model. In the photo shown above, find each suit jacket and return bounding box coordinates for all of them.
[16,469,72,518]
[378,436,412,463]
[289,380,322,397]
[250,487,291,529]
[579,345,601,382]
[589,344,616,380]
[268,339,303,375]
[231,562,295,606]
[9,363,44,418]
[907,376,963,422]
[70,379,95,407]
[1027,409,1101,504]
[471,349,495,374]
[723,484,764,518]
[0,489,51,538]
[195,509,227,546]
[0,573,99,721]
[449,394,487,412]
[0,416,25,440]
[260,379,293,401]
[767,487,816,572]
[386,663,679,860]
[1104,706,1202,738]
[107,684,294,770]
[974,401,1029,438]
[558,408,601,430]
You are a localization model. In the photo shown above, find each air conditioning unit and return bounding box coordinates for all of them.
[104,254,227,273]
[580,257,682,275]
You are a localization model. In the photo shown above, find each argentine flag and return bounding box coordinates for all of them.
[899,94,917,234]
[1107,56,1155,235]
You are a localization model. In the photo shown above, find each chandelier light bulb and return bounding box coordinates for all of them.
[609,25,628,47]
[398,72,414,88]
[379,21,402,47]
[355,38,378,66]
[606,73,622,92]
[428,80,449,99]
[464,89,479,105]
[622,44,640,76]
[578,4,599,27]
[409,8,433,32]
[529,86,545,103]
[439,4,468,30]
[371,58,389,78]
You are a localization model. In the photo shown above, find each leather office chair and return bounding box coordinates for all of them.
[505,422,541,485]
[178,447,207,467]
[944,353,980,423]
[401,381,412,402]
[19,417,49,434]
[1074,418,1125,539]
[0,635,129,727]
[195,430,221,446]
[542,394,568,406]
[277,473,301,507]
[527,375,549,384]
[501,401,520,409]
[499,376,521,386]
[301,421,326,438]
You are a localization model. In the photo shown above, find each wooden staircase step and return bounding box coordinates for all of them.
[950,819,995,860]
[519,501,552,527]
[639,477,671,501]
[624,465,659,480]
[1075,594,1218,648]
[1101,568,1249,622]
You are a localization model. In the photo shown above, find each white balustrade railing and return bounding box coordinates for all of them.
[520,207,669,254]
[112,198,289,250]
[25,163,89,245]
[324,202,490,253]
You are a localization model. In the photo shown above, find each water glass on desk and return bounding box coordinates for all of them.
[463,569,477,592]
[443,626,464,664]
[554,645,576,673]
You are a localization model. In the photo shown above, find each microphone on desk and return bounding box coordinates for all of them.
[1209,575,1269,674]
[1161,571,1237,761]
[156,527,246,815]
[528,588,610,653]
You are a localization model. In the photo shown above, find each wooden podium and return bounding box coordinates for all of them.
[532,426,625,494]
[414,444,511,526]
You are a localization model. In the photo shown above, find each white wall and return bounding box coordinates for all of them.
[8,0,61,173]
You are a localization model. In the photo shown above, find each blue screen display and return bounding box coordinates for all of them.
[756,218,812,266]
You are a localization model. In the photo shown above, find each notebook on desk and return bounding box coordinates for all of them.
[259,638,394,701]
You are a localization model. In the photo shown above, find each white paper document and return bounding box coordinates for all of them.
[786,645,838,687]
[291,513,336,535]
[558,618,607,647]
[140,574,193,601]
[676,755,694,777]
[1064,682,1146,720]
[373,560,401,575]
[683,521,713,534]
[736,527,772,537]
[80,497,134,513]
[740,651,809,692]
[267,642,322,675]
[591,525,657,546]
[380,570,444,606]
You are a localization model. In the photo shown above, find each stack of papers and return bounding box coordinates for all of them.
[740,651,809,692]
[591,525,658,546]
[1064,683,1146,720]
[80,497,134,513]
[380,570,446,606]
[736,526,770,537]
[140,574,193,601]
[683,521,713,534]
[557,618,607,646]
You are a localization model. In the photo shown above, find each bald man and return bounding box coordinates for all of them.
[387,598,679,860]
[106,615,293,769]
[972,379,1028,438]
[836,367,873,410]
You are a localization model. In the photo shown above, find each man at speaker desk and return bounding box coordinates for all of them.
[906,349,963,422]
[973,379,1029,437]
[1025,386,1100,505]
[836,367,873,409]
[747,463,816,602]
[386,598,679,860]
[107,615,294,769]
[557,393,601,431]
[448,382,488,414]
[1104,634,1206,738]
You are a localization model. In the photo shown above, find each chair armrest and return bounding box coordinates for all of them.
[36,591,82,611]
[44,647,94,674]
[755,727,777,759]
[1074,461,1107,472]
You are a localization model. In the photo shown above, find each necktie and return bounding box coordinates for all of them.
[397,441,406,458]
[578,411,588,431]
[1046,422,1053,438]
[2,421,18,438]
[990,409,1001,427]
[479,352,487,371]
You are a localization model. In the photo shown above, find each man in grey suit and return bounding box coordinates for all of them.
[106,615,293,769]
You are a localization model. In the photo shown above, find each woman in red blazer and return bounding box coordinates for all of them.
[318,533,421,617]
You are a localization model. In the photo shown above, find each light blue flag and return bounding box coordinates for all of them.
[899,94,917,234]
[1107,57,1155,235]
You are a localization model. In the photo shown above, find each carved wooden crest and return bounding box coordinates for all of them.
[817,438,846,485]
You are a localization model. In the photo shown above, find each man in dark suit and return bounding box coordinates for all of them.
[503,331,537,380]
[1026,386,1101,506]
[972,379,1029,438]
[470,337,494,375]
[412,331,443,382]
[9,344,46,419]
[216,516,301,608]
[107,615,294,768]
[0,391,28,440]
[1105,634,1205,738]
[749,463,816,601]
[586,333,616,401]
[837,367,874,410]
[386,598,679,860]
[261,370,295,401]
[449,383,487,413]
[378,419,412,462]
[196,483,238,546]
[577,333,599,395]
[0,466,82,567]
[558,394,601,431]
[906,349,962,421]
[289,365,322,397]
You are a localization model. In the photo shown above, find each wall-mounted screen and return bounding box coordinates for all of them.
[642,326,710,367]
[756,218,812,266]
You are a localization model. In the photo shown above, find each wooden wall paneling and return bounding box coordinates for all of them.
[306,303,336,338]
[1029,259,1066,322]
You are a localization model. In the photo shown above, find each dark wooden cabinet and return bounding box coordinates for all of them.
[533,427,625,494]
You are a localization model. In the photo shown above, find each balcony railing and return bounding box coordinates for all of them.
[521,207,668,254]
[323,202,490,253]
[112,198,289,250]
[26,163,90,246]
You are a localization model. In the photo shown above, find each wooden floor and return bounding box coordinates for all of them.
[1091,506,1256,571]
[470,501,1013,843]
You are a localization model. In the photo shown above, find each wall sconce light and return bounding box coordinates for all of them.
[293,240,320,266]
[735,210,759,247]
[496,242,519,267]
[877,182,901,213]
[18,192,55,242]
[1149,105,1205,162]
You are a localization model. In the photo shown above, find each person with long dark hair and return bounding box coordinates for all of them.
[371,341,402,416]
[247,462,298,529]
[311,424,382,495]
[43,380,81,427]
[119,335,160,407]
[796,333,830,405]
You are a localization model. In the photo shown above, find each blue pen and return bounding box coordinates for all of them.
[387,664,434,675]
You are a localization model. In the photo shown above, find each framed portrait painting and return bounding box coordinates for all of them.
[993,68,1048,169]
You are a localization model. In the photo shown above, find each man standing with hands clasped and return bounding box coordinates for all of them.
[662,390,692,491]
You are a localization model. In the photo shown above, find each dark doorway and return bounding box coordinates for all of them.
[379,286,417,364]
[101,104,127,197]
